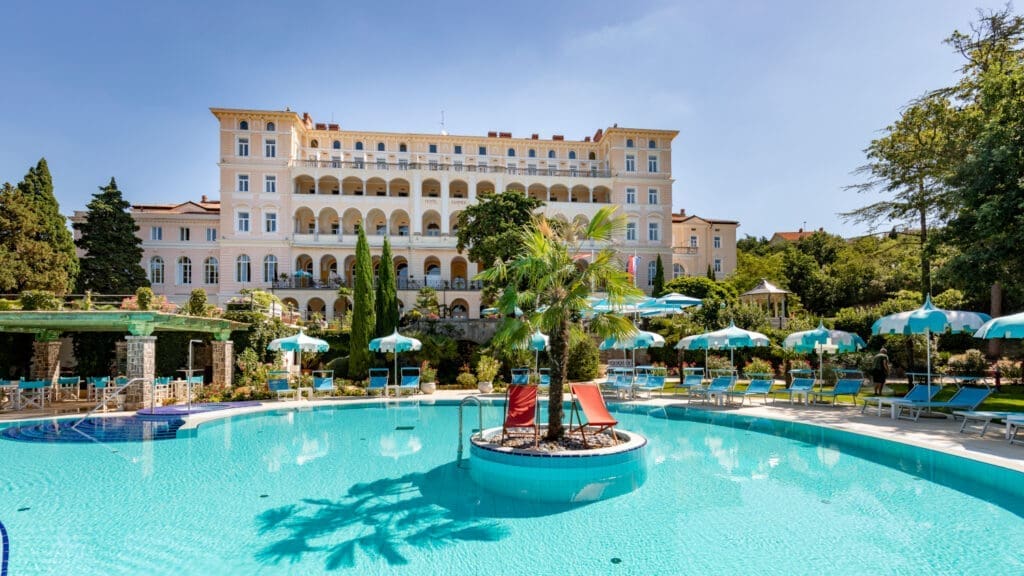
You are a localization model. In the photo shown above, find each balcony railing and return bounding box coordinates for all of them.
[271,277,482,291]
[293,159,611,178]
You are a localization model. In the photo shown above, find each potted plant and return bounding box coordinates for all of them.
[476,355,500,394]
[420,361,437,394]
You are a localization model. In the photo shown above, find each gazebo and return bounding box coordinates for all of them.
[739,279,790,328]
[0,310,247,409]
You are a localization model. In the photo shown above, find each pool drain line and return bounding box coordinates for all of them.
[1,518,9,576]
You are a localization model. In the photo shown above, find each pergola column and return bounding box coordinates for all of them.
[211,339,234,390]
[125,334,156,410]
[31,333,62,385]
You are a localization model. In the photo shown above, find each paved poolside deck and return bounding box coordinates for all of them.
[3,389,1023,472]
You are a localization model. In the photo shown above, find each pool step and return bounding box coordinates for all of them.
[1,415,185,444]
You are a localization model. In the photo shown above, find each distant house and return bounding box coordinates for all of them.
[769,227,824,246]
[671,209,739,280]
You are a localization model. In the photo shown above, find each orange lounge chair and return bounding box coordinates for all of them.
[569,383,619,447]
[501,384,539,448]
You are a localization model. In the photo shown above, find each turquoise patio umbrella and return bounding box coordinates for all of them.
[268,330,330,372]
[974,311,1024,340]
[872,295,990,397]
[600,328,666,366]
[675,322,769,371]
[369,330,423,387]
[783,322,866,387]
[514,329,549,378]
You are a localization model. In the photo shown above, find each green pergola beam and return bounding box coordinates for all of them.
[0,311,248,337]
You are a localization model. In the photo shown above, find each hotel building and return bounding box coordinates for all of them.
[98,107,735,320]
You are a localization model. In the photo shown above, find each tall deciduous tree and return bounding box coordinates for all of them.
[374,236,399,336]
[652,254,665,297]
[479,207,641,440]
[842,97,960,297]
[349,225,375,378]
[74,177,148,293]
[455,190,543,269]
[17,158,78,293]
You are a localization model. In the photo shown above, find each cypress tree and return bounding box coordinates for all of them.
[74,177,148,294]
[652,254,666,297]
[374,236,399,337]
[17,158,78,293]
[707,264,716,280]
[349,225,375,379]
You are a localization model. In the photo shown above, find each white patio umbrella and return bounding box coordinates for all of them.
[369,330,423,387]
[783,321,867,386]
[676,322,769,372]
[600,328,666,366]
[267,330,330,373]
[872,295,990,398]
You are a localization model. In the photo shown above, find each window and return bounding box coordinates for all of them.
[265,139,276,157]
[206,227,217,242]
[263,255,278,282]
[376,158,387,170]
[648,188,658,204]
[204,257,219,284]
[454,160,463,171]
[150,226,162,241]
[354,141,363,151]
[527,164,537,175]
[429,160,439,171]
[478,146,487,156]
[237,174,249,192]
[647,261,657,286]
[426,223,440,237]
[626,222,637,241]
[648,155,658,173]
[264,175,276,193]
[548,150,555,159]
[507,148,515,157]
[429,143,438,154]
[714,258,722,273]
[625,155,636,172]
[149,257,164,284]
[400,143,408,152]
[239,120,249,130]
[266,121,275,132]
[673,263,684,279]
[311,139,319,148]
[626,187,636,204]
[648,222,660,242]
[176,256,192,285]
[568,151,576,160]
[179,227,190,242]
[236,255,251,283]
[237,211,250,233]
[264,212,277,233]
[714,236,721,249]
[689,235,698,248]
[237,137,249,157]
[398,159,408,170]
[377,142,385,152]
[588,151,596,160]
[626,138,634,148]
[528,149,536,158]
[648,139,656,149]
[453,144,462,155]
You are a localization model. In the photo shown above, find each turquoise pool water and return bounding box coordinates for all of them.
[1,401,1023,575]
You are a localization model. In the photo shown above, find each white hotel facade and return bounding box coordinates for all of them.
[112,107,734,320]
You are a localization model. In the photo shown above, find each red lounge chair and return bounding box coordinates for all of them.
[501,384,539,448]
[569,383,619,447]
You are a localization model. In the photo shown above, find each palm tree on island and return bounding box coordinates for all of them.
[477,206,642,440]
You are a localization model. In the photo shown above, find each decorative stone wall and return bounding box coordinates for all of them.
[114,341,128,376]
[125,335,156,410]
[31,340,63,384]
[211,340,233,390]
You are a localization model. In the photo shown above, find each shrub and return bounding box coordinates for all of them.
[789,358,811,371]
[420,361,437,383]
[0,299,18,311]
[136,287,154,311]
[19,290,60,311]
[566,337,600,381]
[996,358,1022,382]
[706,354,733,372]
[946,349,988,375]
[475,355,500,383]
[456,372,478,389]
[743,358,774,378]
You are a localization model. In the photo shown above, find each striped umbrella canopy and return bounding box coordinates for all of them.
[783,322,866,354]
[268,331,330,374]
[589,295,655,315]
[872,295,990,391]
[974,311,1024,340]
[369,330,423,388]
[600,330,666,351]
[675,322,769,370]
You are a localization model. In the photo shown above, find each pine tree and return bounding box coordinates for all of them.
[374,236,399,337]
[0,179,73,294]
[652,254,666,297]
[17,159,78,293]
[349,225,375,379]
[74,177,148,294]
[707,264,715,280]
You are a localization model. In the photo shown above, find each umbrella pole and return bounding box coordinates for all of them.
[925,327,932,409]
[394,351,398,398]
[818,348,823,392]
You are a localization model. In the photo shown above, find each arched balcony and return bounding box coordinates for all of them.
[506,181,525,195]
[550,184,569,202]
[294,207,315,234]
[476,180,494,197]
[294,175,315,195]
[389,178,410,198]
[390,209,410,236]
[570,185,589,203]
[394,257,410,289]
[319,255,338,283]
[528,184,547,202]
[422,210,442,237]
[422,178,441,198]
[318,208,339,236]
[450,257,468,290]
[342,208,362,235]
[449,210,462,235]
[366,177,387,197]
[592,185,611,203]
[424,256,442,288]
[449,179,468,199]
[342,177,363,196]
[365,208,387,236]
[317,175,340,195]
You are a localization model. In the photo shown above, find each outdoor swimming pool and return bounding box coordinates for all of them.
[1,400,1022,575]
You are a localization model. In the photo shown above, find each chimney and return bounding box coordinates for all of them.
[302,112,313,128]
[553,134,564,141]
[328,123,339,131]
[593,128,603,142]
[531,133,539,140]
[798,228,803,233]
[201,195,208,203]
[819,227,824,232]
[584,136,591,142]
[678,208,686,216]
[315,123,327,130]
[499,131,511,138]
[487,131,497,137]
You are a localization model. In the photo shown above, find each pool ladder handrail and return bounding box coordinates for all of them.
[71,377,148,429]
[457,395,484,468]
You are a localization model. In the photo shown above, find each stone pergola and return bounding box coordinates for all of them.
[0,311,247,409]
[739,278,791,329]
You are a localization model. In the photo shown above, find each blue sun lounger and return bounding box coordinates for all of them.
[313,370,335,398]
[891,386,993,421]
[398,367,421,395]
[367,368,390,397]
[511,367,531,386]
[861,383,942,417]
[538,368,551,392]
[635,367,667,399]
[692,376,735,405]
[811,376,864,406]
[677,368,704,396]
[726,376,774,406]
[783,371,816,405]
[268,377,298,401]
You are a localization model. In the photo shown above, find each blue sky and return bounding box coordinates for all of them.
[0,0,1008,238]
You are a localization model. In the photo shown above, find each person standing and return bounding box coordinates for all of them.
[871,347,890,395]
